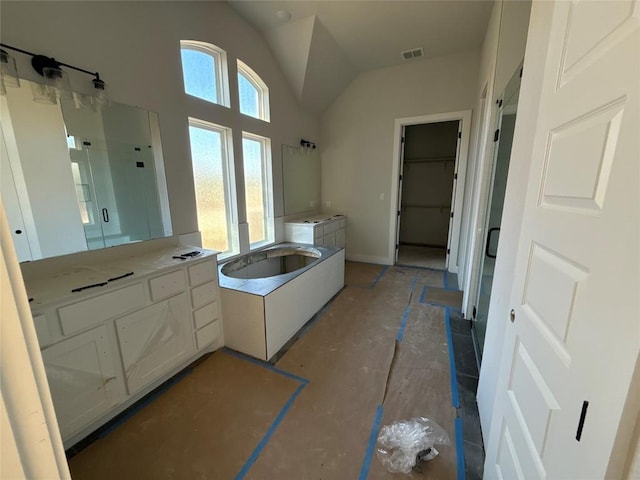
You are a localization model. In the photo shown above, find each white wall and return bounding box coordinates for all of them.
[0,1,319,244]
[320,50,480,264]
[457,1,502,306]
[2,83,88,258]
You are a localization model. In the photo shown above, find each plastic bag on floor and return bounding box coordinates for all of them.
[376,417,450,474]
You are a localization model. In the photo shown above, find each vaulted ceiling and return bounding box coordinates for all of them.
[227,0,493,113]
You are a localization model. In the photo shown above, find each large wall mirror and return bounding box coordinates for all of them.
[282,144,320,217]
[1,79,172,262]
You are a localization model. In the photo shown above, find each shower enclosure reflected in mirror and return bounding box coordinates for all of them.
[0,79,172,262]
[282,144,320,216]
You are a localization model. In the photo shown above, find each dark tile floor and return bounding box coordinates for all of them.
[449,308,485,480]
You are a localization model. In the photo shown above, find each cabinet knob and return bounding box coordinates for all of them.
[510,309,516,323]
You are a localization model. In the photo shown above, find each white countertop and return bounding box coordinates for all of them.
[285,213,345,226]
[24,245,217,308]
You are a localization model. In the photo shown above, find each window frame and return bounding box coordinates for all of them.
[242,131,274,249]
[237,59,270,122]
[188,117,239,258]
[180,40,230,108]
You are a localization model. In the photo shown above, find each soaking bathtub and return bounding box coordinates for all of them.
[219,243,345,361]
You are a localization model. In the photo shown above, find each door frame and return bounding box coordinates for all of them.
[388,110,472,272]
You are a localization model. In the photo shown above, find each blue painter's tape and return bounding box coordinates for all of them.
[396,305,411,342]
[419,286,428,304]
[235,382,307,480]
[396,263,445,272]
[455,416,466,480]
[371,266,389,288]
[358,405,384,480]
[98,368,193,439]
[222,348,310,385]
[445,307,460,409]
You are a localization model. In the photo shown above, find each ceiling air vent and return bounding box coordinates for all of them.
[401,48,424,61]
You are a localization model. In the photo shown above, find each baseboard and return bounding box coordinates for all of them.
[346,253,392,265]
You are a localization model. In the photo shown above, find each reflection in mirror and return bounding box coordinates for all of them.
[472,64,522,360]
[282,144,320,216]
[0,79,172,262]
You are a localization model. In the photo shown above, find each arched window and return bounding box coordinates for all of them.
[237,60,270,122]
[180,40,230,107]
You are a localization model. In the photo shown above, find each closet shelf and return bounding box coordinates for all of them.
[404,156,456,164]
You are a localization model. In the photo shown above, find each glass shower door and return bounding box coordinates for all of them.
[69,140,161,250]
[472,67,521,361]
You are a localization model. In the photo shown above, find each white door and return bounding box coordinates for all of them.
[394,125,407,263]
[0,128,32,261]
[485,1,639,479]
[445,121,462,269]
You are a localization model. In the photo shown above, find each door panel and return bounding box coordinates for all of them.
[485,1,639,479]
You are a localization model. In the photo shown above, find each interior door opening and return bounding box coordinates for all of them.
[396,120,460,270]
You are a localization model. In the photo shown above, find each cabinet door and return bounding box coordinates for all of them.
[116,293,193,394]
[41,324,122,441]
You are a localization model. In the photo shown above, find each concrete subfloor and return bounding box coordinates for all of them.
[68,261,483,479]
[397,245,447,270]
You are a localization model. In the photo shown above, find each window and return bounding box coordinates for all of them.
[188,119,238,256]
[237,60,270,122]
[242,133,273,246]
[70,162,93,225]
[181,41,275,257]
[180,41,229,107]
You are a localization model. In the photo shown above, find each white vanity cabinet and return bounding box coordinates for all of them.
[41,324,122,441]
[22,241,222,447]
[116,292,193,395]
[285,214,346,248]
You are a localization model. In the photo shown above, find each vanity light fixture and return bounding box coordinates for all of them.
[0,48,20,95]
[0,43,110,106]
[300,138,316,150]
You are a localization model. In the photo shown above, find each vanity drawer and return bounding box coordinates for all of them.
[195,320,221,349]
[58,283,145,336]
[339,219,346,228]
[149,270,186,301]
[188,260,217,287]
[191,281,218,309]
[193,301,219,330]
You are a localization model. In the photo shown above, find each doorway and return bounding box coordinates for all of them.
[396,121,459,270]
[471,65,522,363]
[389,111,472,271]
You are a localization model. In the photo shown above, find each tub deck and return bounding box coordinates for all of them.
[218,243,342,297]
